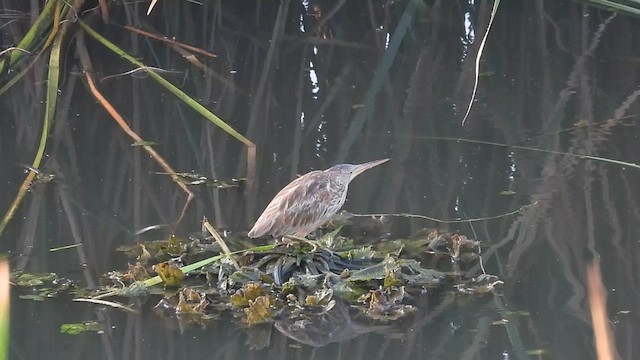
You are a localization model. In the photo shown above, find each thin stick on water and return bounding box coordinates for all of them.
[351,201,538,224]
[202,218,240,270]
[464,213,487,276]
[420,136,640,170]
[461,0,501,126]
[73,298,137,313]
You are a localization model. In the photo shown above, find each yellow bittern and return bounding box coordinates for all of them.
[248,159,389,241]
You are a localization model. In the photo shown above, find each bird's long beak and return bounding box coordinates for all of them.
[351,158,389,179]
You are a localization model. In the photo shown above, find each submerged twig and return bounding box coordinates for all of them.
[123,25,217,58]
[351,201,538,224]
[421,136,640,170]
[521,114,636,144]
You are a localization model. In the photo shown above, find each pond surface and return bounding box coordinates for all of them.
[1,1,639,359]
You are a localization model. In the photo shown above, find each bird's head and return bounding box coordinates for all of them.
[325,158,389,184]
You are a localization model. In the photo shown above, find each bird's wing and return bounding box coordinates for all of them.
[248,171,332,238]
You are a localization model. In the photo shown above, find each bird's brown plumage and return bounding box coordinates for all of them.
[248,159,389,239]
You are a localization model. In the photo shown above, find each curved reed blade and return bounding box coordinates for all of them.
[581,0,640,17]
[0,25,64,239]
[0,0,69,96]
[78,20,256,190]
[0,0,58,73]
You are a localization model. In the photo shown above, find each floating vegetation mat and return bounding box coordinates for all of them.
[11,228,501,345]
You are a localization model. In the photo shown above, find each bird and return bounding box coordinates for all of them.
[248,159,389,241]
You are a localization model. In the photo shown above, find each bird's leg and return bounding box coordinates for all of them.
[281,235,319,252]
